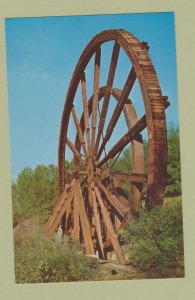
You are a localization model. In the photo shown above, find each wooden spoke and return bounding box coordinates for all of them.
[72,106,88,157]
[91,47,101,156]
[97,115,147,168]
[75,180,95,255]
[94,185,125,264]
[66,138,85,164]
[94,42,120,155]
[81,72,91,155]
[94,178,129,218]
[96,67,137,160]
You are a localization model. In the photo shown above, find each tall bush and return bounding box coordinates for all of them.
[122,202,184,271]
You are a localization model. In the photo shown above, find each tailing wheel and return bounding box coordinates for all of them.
[45,29,169,264]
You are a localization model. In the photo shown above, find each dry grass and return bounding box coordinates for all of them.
[164,195,182,206]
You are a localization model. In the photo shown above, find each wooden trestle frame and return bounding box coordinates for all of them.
[44,29,169,264]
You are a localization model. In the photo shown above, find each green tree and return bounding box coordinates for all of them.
[13,164,58,224]
[13,167,34,220]
[12,181,20,227]
[166,124,181,196]
[31,164,58,222]
[65,160,72,171]
[109,148,132,172]
[13,161,74,225]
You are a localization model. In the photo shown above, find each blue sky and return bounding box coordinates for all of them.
[5,12,179,177]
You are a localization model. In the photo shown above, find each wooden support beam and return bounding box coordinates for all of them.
[43,183,70,233]
[76,180,95,255]
[109,172,147,183]
[73,191,80,243]
[94,178,129,218]
[44,180,76,237]
[94,186,125,264]
[90,184,104,256]
[79,170,147,183]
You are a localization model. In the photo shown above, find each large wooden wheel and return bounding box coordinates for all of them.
[44,29,169,264]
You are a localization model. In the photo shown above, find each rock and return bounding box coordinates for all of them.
[14,217,38,239]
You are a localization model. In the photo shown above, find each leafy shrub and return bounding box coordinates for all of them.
[122,202,184,271]
[14,232,100,283]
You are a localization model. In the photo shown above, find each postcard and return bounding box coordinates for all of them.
[0,1,195,300]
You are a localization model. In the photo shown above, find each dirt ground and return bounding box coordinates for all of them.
[98,258,185,281]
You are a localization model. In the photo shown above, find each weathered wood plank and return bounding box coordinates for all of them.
[94,178,129,218]
[76,180,95,255]
[90,184,104,256]
[94,186,125,264]
[73,191,80,243]
[43,183,70,233]
[45,180,76,237]
[109,172,147,183]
